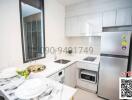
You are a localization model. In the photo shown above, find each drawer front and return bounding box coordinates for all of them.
[77,62,99,71]
[77,77,97,93]
[76,69,97,93]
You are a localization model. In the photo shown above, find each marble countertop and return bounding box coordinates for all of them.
[29,54,100,78]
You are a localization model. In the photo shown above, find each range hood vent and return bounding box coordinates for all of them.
[103,25,132,32]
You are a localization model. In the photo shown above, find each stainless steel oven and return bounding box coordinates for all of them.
[80,69,97,84]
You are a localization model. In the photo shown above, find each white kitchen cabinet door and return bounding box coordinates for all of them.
[86,13,102,35]
[116,7,132,26]
[65,18,71,36]
[102,10,116,27]
[64,63,77,87]
[65,13,102,36]
[78,15,90,35]
[65,16,80,36]
[65,15,92,36]
[71,17,80,35]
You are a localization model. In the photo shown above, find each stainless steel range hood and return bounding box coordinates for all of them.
[103,25,132,32]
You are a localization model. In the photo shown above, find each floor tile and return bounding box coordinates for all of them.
[74,88,104,100]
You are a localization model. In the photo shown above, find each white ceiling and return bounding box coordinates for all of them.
[57,0,87,6]
[57,0,115,6]
[22,2,41,17]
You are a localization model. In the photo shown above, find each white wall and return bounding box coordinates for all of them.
[44,0,68,52]
[66,37,101,55]
[0,0,66,70]
[0,0,23,69]
[0,0,112,70]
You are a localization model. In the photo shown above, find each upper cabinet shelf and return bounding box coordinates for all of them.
[65,13,102,37]
[116,7,132,26]
[103,7,132,27]
[65,7,132,37]
[102,9,116,27]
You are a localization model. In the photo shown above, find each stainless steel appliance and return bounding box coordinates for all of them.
[97,31,132,100]
[80,69,97,83]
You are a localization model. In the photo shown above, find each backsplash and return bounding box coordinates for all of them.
[66,36,101,55]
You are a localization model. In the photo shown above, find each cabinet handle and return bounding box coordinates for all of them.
[59,71,62,76]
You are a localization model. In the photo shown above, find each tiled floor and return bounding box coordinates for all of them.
[74,88,104,100]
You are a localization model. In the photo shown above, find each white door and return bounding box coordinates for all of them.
[102,9,116,27]
[64,63,77,87]
[98,56,128,100]
[65,16,80,36]
[87,13,102,34]
[79,15,90,35]
[116,7,132,26]
[65,17,71,36]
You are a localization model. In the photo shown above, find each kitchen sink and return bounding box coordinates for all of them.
[54,59,71,64]
[83,57,96,61]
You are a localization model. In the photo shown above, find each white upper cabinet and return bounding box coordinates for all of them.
[64,63,77,87]
[78,15,90,35]
[65,16,80,36]
[65,0,132,36]
[65,17,78,36]
[116,7,132,26]
[102,9,116,27]
[102,7,132,27]
[65,13,102,36]
[86,13,102,34]
[65,16,90,36]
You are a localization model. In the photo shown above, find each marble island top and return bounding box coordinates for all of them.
[0,77,77,100]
